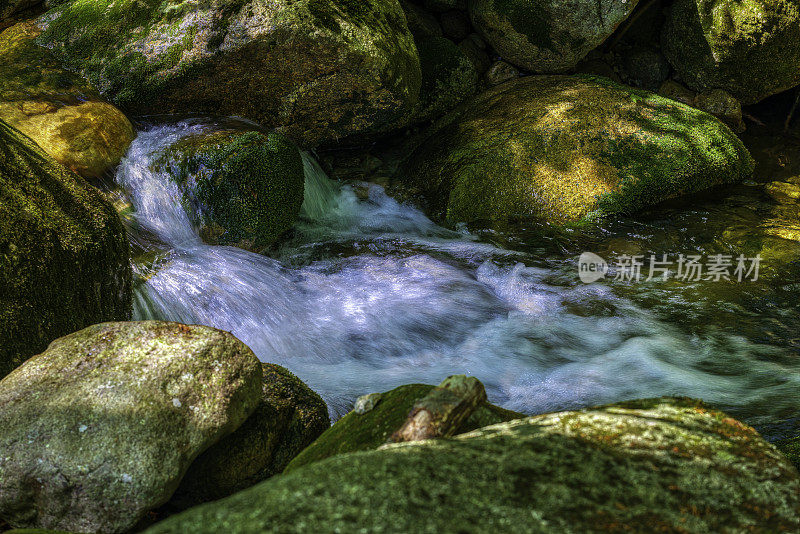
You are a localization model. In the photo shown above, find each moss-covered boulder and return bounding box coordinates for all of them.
[285,382,523,473]
[146,398,800,533]
[0,119,131,379]
[0,0,41,22]
[0,23,134,178]
[35,0,421,147]
[167,363,330,509]
[400,75,754,226]
[153,129,304,250]
[412,36,478,123]
[662,0,800,104]
[775,436,800,471]
[0,321,263,533]
[468,0,640,72]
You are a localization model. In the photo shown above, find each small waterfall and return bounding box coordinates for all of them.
[121,121,799,423]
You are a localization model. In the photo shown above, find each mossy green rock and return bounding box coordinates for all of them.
[0,321,263,533]
[154,130,304,250]
[146,398,800,533]
[412,36,479,124]
[468,0,640,72]
[167,363,330,509]
[775,436,800,471]
[0,23,135,178]
[0,119,131,379]
[36,0,421,147]
[400,75,754,226]
[662,0,800,104]
[284,383,523,473]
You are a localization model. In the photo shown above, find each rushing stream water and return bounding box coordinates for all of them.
[118,120,800,438]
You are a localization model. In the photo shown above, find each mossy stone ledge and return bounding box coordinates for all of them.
[399,75,755,227]
[0,119,131,379]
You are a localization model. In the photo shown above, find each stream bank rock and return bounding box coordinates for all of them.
[0,119,131,379]
[167,363,330,509]
[154,129,305,250]
[145,398,800,533]
[400,75,754,226]
[412,36,479,123]
[662,0,800,104]
[0,321,263,533]
[0,22,135,178]
[468,0,640,72]
[35,0,421,148]
[284,380,523,473]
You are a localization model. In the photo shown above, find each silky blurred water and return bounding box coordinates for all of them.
[119,121,800,435]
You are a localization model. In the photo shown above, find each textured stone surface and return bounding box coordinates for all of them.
[400,75,754,226]
[0,22,134,178]
[146,398,800,533]
[469,0,640,72]
[0,119,131,379]
[36,0,421,147]
[0,321,263,533]
[662,0,800,104]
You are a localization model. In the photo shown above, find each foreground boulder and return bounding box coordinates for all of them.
[146,398,800,532]
[468,0,640,72]
[285,380,523,473]
[36,0,421,147]
[400,75,754,226]
[662,0,800,104]
[153,129,304,250]
[0,321,263,533]
[0,22,135,178]
[167,363,330,509]
[0,120,131,379]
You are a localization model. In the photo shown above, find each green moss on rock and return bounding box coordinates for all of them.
[662,0,800,104]
[154,129,304,250]
[36,0,421,147]
[399,75,754,226]
[468,0,640,72]
[0,22,134,178]
[775,436,800,471]
[145,397,800,533]
[284,383,523,473]
[0,321,263,533]
[412,36,478,123]
[0,119,131,379]
[167,363,330,509]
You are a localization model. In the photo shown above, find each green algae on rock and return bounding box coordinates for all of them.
[412,36,479,124]
[662,0,800,104]
[0,119,131,379]
[468,0,640,72]
[0,22,135,178]
[284,382,523,473]
[153,129,305,250]
[145,398,800,533]
[0,321,263,533]
[167,363,330,509]
[399,75,754,227]
[35,0,421,147]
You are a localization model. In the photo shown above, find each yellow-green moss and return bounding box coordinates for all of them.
[0,119,131,379]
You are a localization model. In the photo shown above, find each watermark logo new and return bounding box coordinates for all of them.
[578,252,608,283]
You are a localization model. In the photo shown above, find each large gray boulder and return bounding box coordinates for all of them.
[35,0,422,147]
[0,322,263,533]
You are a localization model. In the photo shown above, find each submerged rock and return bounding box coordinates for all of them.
[0,321,263,533]
[284,381,523,473]
[400,75,754,226]
[153,129,305,250]
[0,119,131,379]
[145,398,800,533]
[662,0,800,104]
[412,36,478,123]
[167,363,330,509]
[0,22,134,178]
[468,0,640,72]
[35,0,421,147]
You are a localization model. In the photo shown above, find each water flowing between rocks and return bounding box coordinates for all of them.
[119,121,800,437]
